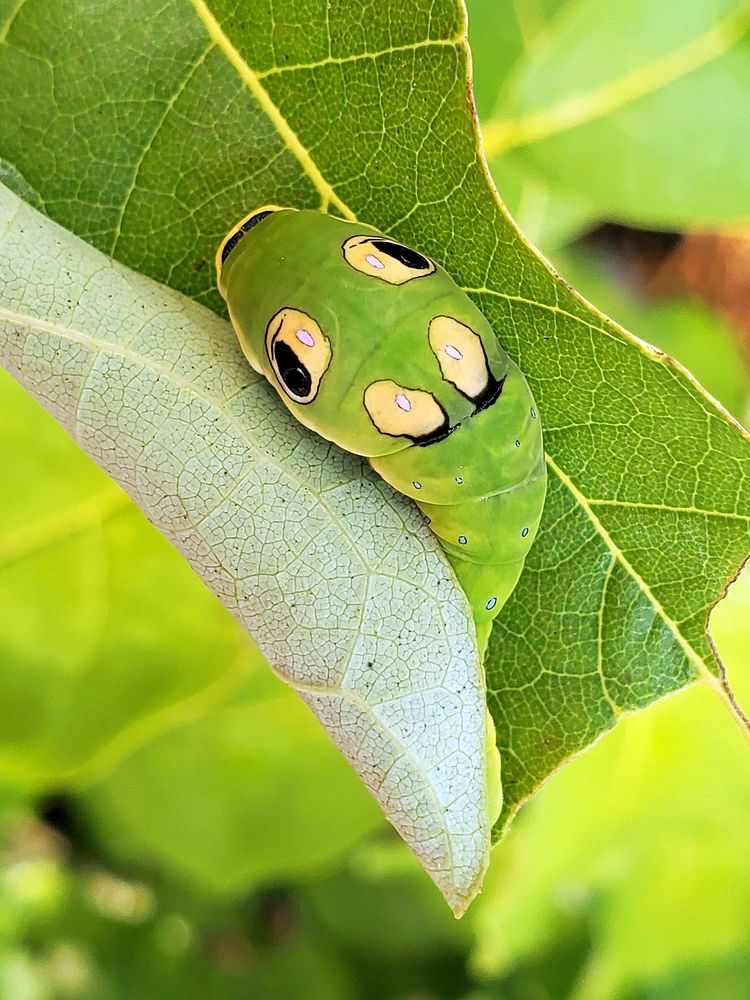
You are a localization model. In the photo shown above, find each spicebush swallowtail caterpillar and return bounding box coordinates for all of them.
[217,207,546,656]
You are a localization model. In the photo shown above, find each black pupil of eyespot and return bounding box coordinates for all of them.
[371,239,430,271]
[221,210,275,265]
[274,339,311,397]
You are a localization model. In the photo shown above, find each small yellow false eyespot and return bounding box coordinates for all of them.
[364,380,447,439]
[428,315,489,401]
[265,307,331,404]
[342,235,436,285]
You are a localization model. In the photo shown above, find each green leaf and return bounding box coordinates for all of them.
[467,0,537,120]
[0,185,490,915]
[487,155,596,253]
[0,368,256,789]
[466,0,596,252]
[472,580,750,996]
[480,0,750,228]
[551,245,750,423]
[82,680,384,893]
[0,0,748,895]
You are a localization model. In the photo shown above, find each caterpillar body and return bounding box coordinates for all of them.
[216,207,546,655]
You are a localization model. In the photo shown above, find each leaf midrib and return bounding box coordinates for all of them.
[0,301,469,877]
[188,0,355,218]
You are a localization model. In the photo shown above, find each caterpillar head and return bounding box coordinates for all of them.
[217,208,506,457]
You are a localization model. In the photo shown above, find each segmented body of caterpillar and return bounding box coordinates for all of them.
[217,207,546,655]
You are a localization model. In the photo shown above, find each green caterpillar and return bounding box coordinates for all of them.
[216,207,546,655]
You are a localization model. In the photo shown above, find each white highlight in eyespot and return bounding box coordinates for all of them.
[444,344,463,360]
[366,254,384,269]
[296,329,314,347]
[395,393,411,411]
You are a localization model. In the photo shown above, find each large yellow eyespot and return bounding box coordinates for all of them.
[428,315,490,401]
[265,308,331,404]
[342,236,436,285]
[364,380,448,441]
[215,205,290,296]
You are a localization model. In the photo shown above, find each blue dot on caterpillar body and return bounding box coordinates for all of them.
[458,535,467,545]
[485,596,497,611]
[413,481,422,490]
[521,527,529,537]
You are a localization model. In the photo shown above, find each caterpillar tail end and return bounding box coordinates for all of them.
[453,562,523,843]
[453,558,526,648]
[475,619,493,661]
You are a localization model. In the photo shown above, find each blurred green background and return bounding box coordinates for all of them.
[1,1,749,997]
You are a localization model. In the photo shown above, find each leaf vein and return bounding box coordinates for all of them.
[587,498,750,522]
[0,0,27,44]
[109,43,213,256]
[545,452,714,687]
[188,0,356,220]
[255,35,460,79]
[0,304,381,586]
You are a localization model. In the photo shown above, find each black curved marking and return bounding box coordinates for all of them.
[221,210,275,265]
[415,375,506,448]
[412,418,453,447]
[371,239,432,271]
[273,339,312,398]
[473,374,506,414]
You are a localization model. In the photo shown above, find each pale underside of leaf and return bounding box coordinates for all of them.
[0,184,491,915]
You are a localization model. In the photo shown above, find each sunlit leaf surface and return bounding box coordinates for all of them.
[0,0,748,863]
